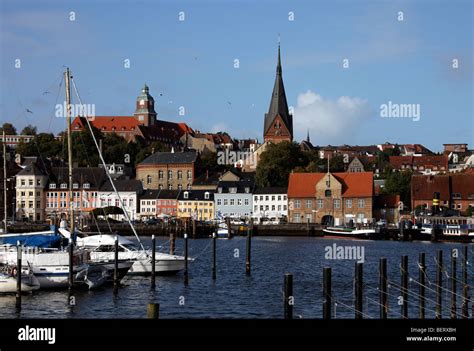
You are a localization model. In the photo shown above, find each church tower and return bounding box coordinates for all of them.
[134,84,157,127]
[263,43,293,143]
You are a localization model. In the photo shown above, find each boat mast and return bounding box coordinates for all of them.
[2,130,7,233]
[65,68,74,237]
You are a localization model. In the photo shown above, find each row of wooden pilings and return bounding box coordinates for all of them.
[283,247,472,319]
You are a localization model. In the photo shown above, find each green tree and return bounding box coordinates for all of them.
[16,133,62,159]
[466,205,474,217]
[382,170,412,209]
[21,124,37,135]
[256,141,308,187]
[0,123,17,135]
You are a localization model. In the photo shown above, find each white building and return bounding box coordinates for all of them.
[252,187,288,223]
[15,163,48,221]
[98,179,143,220]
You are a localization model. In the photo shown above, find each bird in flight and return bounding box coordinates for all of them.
[42,91,51,95]
[26,109,33,114]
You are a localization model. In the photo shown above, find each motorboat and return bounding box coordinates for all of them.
[73,234,186,275]
[0,267,40,293]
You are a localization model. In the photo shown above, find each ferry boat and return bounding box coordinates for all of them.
[323,226,376,239]
[417,215,474,240]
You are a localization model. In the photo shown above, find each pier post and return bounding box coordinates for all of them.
[436,250,443,319]
[147,303,159,319]
[323,267,332,319]
[169,232,175,255]
[380,258,388,319]
[461,246,469,319]
[68,238,74,291]
[226,217,232,239]
[16,243,22,309]
[246,225,251,275]
[151,234,156,288]
[192,219,196,239]
[184,233,189,285]
[355,262,363,319]
[450,249,457,319]
[401,255,408,319]
[419,253,426,319]
[114,235,119,289]
[212,233,216,280]
[284,273,293,319]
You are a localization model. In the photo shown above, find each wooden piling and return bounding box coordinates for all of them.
[114,236,119,289]
[284,273,293,319]
[169,232,175,255]
[355,262,363,319]
[151,234,156,288]
[419,252,426,319]
[245,226,251,275]
[16,244,21,309]
[450,249,457,319]
[184,233,189,285]
[436,250,443,319]
[147,303,159,319]
[401,255,408,319]
[380,257,388,319]
[192,219,196,239]
[212,233,216,280]
[461,246,468,319]
[68,239,74,291]
[226,217,232,239]
[323,267,332,319]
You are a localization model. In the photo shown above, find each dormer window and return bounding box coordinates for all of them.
[83,183,90,189]
[218,187,222,193]
[184,191,189,199]
[244,187,250,194]
[73,183,79,189]
[229,187,237,194]
[60,183,67,189]
[49,183,56,189]
[204,192,210,200]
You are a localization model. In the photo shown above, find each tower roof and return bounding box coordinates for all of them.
[264,43,293,137]
[137,83,154,101]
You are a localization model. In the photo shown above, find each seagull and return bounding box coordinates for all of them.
[26,109,33,113]
[194,57,198,61]
[42,91,51,95]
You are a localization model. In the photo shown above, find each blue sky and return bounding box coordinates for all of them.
[1,0,472,151]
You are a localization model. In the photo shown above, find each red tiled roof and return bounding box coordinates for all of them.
[72,116,140,131]
[288,172,373,198]
[411,175,450,200]
[389,155,448,170]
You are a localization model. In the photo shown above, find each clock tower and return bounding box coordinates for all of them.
[134,84,157,127]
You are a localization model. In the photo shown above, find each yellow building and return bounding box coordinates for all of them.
[16,163,48,221]
[177,190,215,221]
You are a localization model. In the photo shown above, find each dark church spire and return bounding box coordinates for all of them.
[263,40,293,143]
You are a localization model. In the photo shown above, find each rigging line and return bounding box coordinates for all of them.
[70,75,146,253]
[364,283,439,305]
[332,298,374,319]
[407,276,470,301]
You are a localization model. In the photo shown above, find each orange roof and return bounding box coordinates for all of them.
[288,172,373,198]
[72,116,139,131]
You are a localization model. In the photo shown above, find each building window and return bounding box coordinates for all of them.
[83,183,90,189]
[159,171,164,179]
[178,184,182,190]
[204,192,210,200]
[334,199,340,209]
[229,187,237,194]
[317,199,323,209]
[346,199,352,208]
[28,201,33,208]
[187,170,192,180]
[293,213,301,223]
[224,199,228,206]
[217,199,222,206]
[278,195,281,201]
[168,184,173,190]
[358,199,365,208]
[184,191,189,199]
[168,170,173,179]
[244,187,250,194]
[306,200,312,209]
[325,190,332,197]
[159,184,163,190]
[237,199,242,206]
[230,199,235,206]
[36,179,41,186]
[147,175,152,184]
[49,183,56,189]
[295,200,301,209]
[178,170,183,180]
[73,183,79,189]
[28,179,33,186]
[265,196,269,201]
[61,183,67,189]
[21,179,25,186]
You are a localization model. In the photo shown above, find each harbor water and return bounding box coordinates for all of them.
[1,236,472,319]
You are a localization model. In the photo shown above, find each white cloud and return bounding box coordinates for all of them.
[293,90,372,145]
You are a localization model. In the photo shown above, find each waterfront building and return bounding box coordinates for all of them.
[15,162,48,221]
[252,187,288,222]
[139,189,180,219]
[214,170,255,219]
[177,190,214,221]
[287,171,374,225]
[97,179,143,220]
[373,194,401,224]
[389,155,448,175]
[136,150,197,190]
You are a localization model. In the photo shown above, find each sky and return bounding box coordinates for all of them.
[0,0,472,152]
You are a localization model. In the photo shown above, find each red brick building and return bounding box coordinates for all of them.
[411,172,474,214]
[389,155,448,174]
[287,172,373,225]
